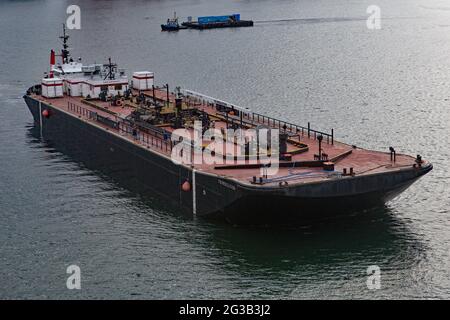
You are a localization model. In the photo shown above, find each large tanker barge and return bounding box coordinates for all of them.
[24,26,432,224]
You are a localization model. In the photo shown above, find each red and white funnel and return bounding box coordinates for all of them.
[49,49,55,78]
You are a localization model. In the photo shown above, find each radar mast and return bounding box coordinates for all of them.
[59,23,70,64]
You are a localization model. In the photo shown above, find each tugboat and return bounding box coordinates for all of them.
[161,12,186,31]
[23,25,432,224]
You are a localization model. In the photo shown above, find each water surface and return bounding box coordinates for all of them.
[0,0,449,299]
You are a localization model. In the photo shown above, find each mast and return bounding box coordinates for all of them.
[59,23,70,64]
[173,11,178,24]
[103,57,117,80]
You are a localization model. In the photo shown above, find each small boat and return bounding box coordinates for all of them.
[161,12,187,31]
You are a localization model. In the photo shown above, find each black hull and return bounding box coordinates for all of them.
[161,24,187,31]
[161,25,178,31]
[219,164,431,224]
[215,179,417,225]
[23,95,432,225]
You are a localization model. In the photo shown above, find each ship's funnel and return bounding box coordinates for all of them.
[49,49,56,78]
[50,49,56,65]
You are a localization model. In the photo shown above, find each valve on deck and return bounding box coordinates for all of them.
[416,154,423,166]
[389,146,396,162]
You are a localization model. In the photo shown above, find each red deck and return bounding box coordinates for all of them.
[31,88,422,187]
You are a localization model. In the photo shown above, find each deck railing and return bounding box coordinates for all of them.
[67,102,173,154]
[182,89,334,144]
[67,101,99,120]
[118,120,173,154]
[242,111,334,144]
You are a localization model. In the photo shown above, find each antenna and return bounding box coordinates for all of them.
[59,23,70,64]
[103,57,117,80]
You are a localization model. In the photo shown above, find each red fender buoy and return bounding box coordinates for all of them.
[42,109,50,118]
[182,180,191,192]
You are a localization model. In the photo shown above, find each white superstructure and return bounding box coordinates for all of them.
[132,71,154,90]
[40,24,153,99]
[41,77,63,98]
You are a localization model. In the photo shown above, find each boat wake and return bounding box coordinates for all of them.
[254,16,367,25]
